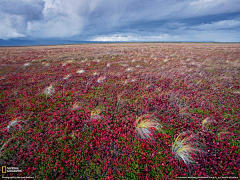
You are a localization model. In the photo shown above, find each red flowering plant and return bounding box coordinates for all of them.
[0,43,239,179]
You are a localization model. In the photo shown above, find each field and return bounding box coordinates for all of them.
[0,43,239,179]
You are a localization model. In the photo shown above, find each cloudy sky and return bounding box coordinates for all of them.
[0,0,240,42]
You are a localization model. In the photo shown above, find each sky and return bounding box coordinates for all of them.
[0,0,240,42]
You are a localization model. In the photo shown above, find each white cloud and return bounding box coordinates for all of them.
[189,0,240,17]
[0,0,45,39]
[27,0,89,38]
[27,14,85,38]
[193,20,240,30]
[91,33,180,42]
[0,0,240,41]
[0,20,25,40]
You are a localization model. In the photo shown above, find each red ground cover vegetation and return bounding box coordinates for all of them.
[0,43,239,179]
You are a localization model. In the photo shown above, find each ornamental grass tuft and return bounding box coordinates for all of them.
[76,69,85,74]
[7,119,22,133]
[202,117,217,131]
[97,76,106,83]
[172,131,204,166]
[135,114,164,140]
[43,84,55,96]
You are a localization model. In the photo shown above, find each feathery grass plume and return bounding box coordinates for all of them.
[131,78,136,82]
[117,91,131,109]
[202,117,217,131]
[90,106,105,120]
[179,107,191,117]
[121,64,129,67]
[91,109,101,118]
[97,76,106,83]
[42,62,50,66]
[7,120,19,132]
[70,131,76,140]
[76,69,85,74]
[63,74,71,80]
[126,67,133,72]
[23,63,30,67]
[87,107,105,126]
[72,102,81,110]
[12,89,18,96]
[93,72,99,76]
[66,60,73,63]
[93,59,100,62]
[7,118,22,133]
[0,75,6,80]
[146,83,155,91]
[135,114,163,140]
[196,79,203,85]
[43,84,55,96]
[172,131,204,166]
[81,107,103,131]
[62,62,67,67]
[123,78,136,84]
[124,79,129,84]
[232,90,240,94]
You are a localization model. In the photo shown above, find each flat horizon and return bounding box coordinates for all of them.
[1,39,240,47]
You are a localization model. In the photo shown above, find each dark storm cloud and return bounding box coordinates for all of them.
[0,0,45,39]
[0,0,45,21]
[1,0,240,42]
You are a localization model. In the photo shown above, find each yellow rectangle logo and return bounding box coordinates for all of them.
[2,166,6,173]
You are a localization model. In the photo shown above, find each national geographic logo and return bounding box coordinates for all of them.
[2,166,6,173]
[1,166,22,173]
